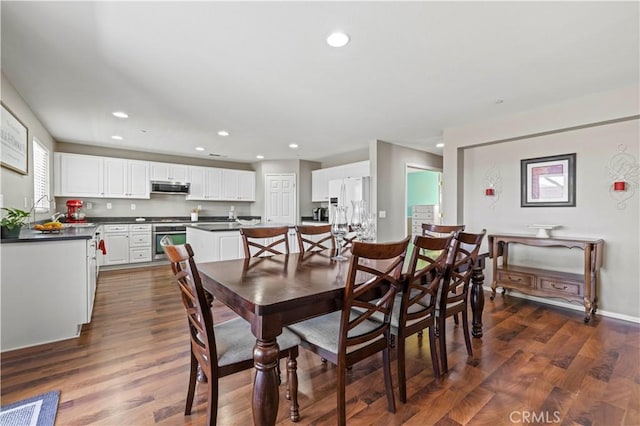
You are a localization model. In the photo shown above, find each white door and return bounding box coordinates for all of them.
[264,174,296,225]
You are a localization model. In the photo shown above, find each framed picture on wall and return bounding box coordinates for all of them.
[1,102,28,175]
[521,153,576,207]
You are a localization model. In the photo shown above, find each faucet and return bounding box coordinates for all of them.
[51,212,65,222]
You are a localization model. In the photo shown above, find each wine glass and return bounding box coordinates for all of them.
[331,205,349,261]
[350,200,365,240]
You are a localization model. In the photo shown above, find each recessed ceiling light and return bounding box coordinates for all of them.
[195,147,205,151]
[436,143,444,148]
[289,143,299,149]
[112,111,128,118]
[256,155,264,159]
[217,130,230,136]
[327,32,350,48]
[111,135,123,140]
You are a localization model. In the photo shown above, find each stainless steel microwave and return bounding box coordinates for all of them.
[150,181,190,194]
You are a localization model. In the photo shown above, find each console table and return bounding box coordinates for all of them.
[488,234,604,323]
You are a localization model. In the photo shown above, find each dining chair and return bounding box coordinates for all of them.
[288,236,411,426]
[437,230,486,376]
[240,226,290,258]
[295,224,335,253]
[394,234,452,401]
[161,239,301,424]
[422,223,465,237]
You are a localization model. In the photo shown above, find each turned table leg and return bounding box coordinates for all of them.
[253,338,280,426]
[471,255,487,338]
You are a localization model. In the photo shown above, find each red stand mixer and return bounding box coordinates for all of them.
[66,200,87,223]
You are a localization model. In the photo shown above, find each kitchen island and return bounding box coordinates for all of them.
[1,225,100,351]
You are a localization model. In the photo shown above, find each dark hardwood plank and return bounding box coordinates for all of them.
[1,265,638,425]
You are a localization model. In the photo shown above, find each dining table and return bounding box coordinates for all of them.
[196,249,488,426]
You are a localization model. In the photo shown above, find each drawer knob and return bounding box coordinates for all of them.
[551,283,568,290]
[508,276,522,282]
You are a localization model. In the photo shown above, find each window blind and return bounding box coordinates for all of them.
[33,138,50,213]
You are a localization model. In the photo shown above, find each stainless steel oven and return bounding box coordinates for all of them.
[152,224,187,260]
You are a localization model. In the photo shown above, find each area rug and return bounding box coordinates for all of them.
[0,390,60,426]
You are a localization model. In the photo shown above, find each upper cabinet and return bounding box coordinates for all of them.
[56,153,149,199]
[312,160,369,202]
[104,158,150,199]
[55,153,104,197]
[55,152,254,201]
[186,166,222,201]
[149,162,189,182]
[221,169,255,201]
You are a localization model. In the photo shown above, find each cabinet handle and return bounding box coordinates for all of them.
[551,283,568,290]
[507,276,522,282]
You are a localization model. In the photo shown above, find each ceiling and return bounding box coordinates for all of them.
[2,2,638,164]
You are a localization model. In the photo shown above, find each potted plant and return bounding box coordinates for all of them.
[1,207,30,239]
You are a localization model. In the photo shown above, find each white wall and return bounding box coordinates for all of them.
[1,73,57,221]
[442,86,640,321]
[372,140,443,242]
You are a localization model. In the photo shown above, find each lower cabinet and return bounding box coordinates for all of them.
[186,227,243,263]
[1,238,96,351]
[103,224,152,265]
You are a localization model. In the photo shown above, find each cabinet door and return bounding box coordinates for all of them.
[312,168,334,202]
[150,163,188,182]
[127,160,150,198]
[221,169,239,200]
[103,158,128,198]
[186,166,206,200]
[55,153,104,197]
[205,168,223,200]
[218,232,242,260]
[237,171,255,201]
[103,233,129,265]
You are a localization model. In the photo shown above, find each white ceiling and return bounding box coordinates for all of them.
[2,1,638,163]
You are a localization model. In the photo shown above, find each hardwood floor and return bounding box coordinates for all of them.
[1,265,638,425]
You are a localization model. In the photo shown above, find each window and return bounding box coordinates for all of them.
[33,138,50,213]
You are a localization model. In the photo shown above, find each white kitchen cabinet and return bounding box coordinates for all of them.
[55,152,104,197]
[186,227,243,262]
[187,166,222,201]
[288,228,300,253]
[129,224,152,263]
[150,162,189,182]
[311,161,369,202]
[103,158,150,199]
[221,169,255,201]
[1,237,97,351]
[218,231,244,260]
[103,224,129,265]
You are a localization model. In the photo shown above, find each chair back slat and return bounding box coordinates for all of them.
[422,223,465,238]
[240,226,290,257]
[440,230,486,308]
[295,224,335,253]
[401,234,453,326]
[339,237,410,351]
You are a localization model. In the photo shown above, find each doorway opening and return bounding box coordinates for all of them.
[405,164,442,237]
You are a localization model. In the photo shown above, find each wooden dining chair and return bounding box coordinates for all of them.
[422,223,465,237]
[288,237,411,426]
[394,234,452,401]
[161,239,301,424]
[295,224,335,253]
[437,230,486,376]
[240,226,290,258]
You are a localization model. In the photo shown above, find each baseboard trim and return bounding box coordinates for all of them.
[482,286,640,324]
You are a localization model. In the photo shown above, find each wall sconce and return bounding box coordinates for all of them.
[613,181,626,191]
[485,188,495,196]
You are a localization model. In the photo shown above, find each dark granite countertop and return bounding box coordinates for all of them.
[1,224,99,243]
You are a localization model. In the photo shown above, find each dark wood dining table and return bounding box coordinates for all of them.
[197,249,488,426]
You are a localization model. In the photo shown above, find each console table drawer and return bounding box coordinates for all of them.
[539,278,582,296]
[497,270,533,289]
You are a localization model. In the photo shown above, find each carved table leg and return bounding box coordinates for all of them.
[471,263,485,338]
[253,338,280,426]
